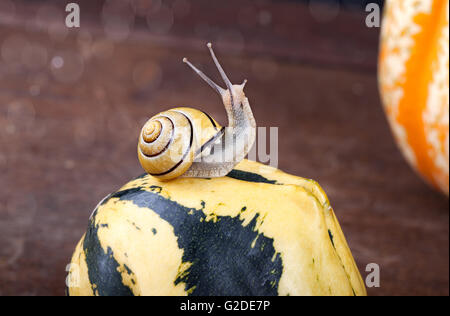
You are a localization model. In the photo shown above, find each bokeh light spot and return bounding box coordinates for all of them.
[132,61,163,91]
[1,35,29,65]
[51,56,64,69]
[22,43,48,70]
[251,59,278,82]
[147,5,174,34]
[309,0,340,23]
[0,0,15,24]
[237,6,258,28]
[259,10,272,26]
[172,0,191,18]
[92,40,115,60]
[35,4,68,41]
[102,0,135,42]
[217,30,245,55]
[50,52,84,83]
[6,99,36,134]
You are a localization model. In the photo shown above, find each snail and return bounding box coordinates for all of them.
[138,43,256,181]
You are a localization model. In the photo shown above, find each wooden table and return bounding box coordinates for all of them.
[0,0,448,296]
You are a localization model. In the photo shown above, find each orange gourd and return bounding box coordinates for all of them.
[379,0,449,195]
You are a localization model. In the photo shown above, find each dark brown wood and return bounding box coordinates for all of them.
[0,0,447,296]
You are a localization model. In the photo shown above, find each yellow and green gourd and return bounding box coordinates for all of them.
[67,44,366,296]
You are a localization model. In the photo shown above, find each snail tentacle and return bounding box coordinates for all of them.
[183,58,225,95]
[206,43,235,107]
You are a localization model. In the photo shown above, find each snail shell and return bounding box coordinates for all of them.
[138,107,223,181]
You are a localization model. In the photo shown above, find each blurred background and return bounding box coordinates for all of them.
[0,0,448,296]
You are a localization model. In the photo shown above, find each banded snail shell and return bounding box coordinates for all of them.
[138,107,223,181]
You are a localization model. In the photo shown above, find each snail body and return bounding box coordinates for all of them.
[138,43,256,181]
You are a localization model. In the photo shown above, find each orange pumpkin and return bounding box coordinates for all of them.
[379,0,449,195]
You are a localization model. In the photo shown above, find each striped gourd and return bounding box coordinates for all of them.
[67,160,366,296]
[379,0,449,195]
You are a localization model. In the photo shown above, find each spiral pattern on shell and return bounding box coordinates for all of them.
[138,110,195,181]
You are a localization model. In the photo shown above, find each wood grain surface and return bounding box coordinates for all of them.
[0,0,448,296]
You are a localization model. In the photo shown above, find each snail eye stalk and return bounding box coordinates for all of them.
[206,43,234,94]
[183,43,237,107]
[183,58,224,95]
